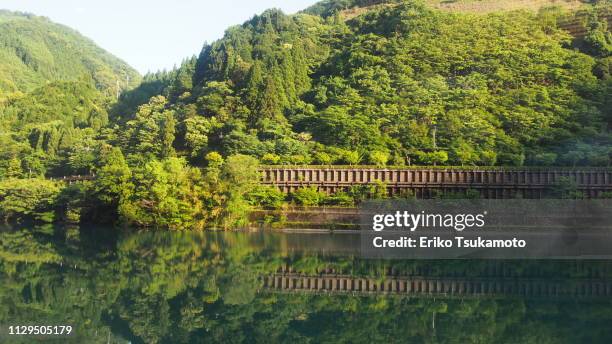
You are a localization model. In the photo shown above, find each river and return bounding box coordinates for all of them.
[1,225,612,343]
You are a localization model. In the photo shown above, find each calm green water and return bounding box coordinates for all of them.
[1,225,612,343]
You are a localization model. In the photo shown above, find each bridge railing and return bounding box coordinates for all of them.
[259,167,612,198]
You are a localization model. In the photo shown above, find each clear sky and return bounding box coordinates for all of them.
[0,0,319,74]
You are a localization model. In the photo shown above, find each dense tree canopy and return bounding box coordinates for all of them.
[112,0,611,167]
[0,0,611,228]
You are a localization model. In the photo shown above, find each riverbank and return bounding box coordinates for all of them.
[250,206,361,232]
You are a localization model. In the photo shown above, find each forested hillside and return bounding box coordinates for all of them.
[0,0,611,228]
[0,10,140,94]
[118,0,611,167]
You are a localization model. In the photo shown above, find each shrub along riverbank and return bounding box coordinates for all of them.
[0,152,263,230]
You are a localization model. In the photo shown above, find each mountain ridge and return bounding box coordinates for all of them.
[0,10,141,95]
[304,0,596,18]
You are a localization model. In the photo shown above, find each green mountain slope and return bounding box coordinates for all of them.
[0,11,141,179]
[115,0,610,167]
[0,10,140,94]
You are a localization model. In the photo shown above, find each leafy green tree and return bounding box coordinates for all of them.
[217,155,261,228]
[120,157,206,230]
[21,152,46,177]
[561,150,586,167]
[205,151,224,168]
[0,178,62,222]
[343,150,362,165]
[5,157,22,178]
[168,56,197,99]
[314,152,333,165]
[160,111,176,158]
[417,151,448,166]
[123,96,176,158]
[369,151,389,167]
[530,152,558,166]
[93,147,133,206]
[261,153,281,165]
[183,116,216,158]
[246,185,285,208]
[66,139,97,175]
[292,186,326,206]
[480,150,498,166]
[584,20,612,57]
[451,140,478,166]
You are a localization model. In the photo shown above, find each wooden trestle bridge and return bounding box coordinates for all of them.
[260,167,612,198]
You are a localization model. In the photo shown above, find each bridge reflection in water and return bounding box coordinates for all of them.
[262,263,612,299]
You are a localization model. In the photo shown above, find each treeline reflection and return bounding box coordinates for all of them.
[1,226,612,343]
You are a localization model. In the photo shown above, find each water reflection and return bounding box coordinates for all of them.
[1,225,612,343]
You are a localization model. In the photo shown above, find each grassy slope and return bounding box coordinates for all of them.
[426,0,587,13]
[335,0,592,20]
[0,10,141,94]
